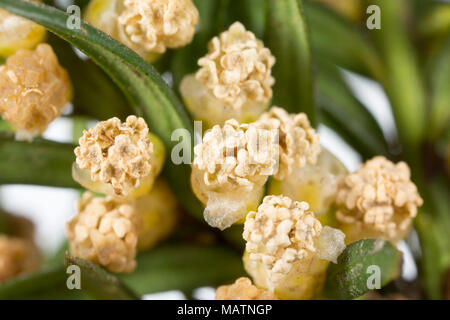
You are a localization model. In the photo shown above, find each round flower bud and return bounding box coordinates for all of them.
[0,44,71,141]
[84,0,199,62]
[67,184,178,273]
[335,156,423,244]
[243,195,346,299]
[67,192,139,273]
[256,107,321,180]
[180,22,275,127]
[73,116,165,198]
[216,277,278,300]
[0,0,46,58]
[191,119,278,230]
[0,235,40,283]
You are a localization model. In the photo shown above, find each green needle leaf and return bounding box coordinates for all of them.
[304,0,385,82]
[317,61,390,159]
[323,238,403,300]
[0,265,66,300]
[119,244,245,295]
[171,0,227,90]
[65,254,140,300]
[266,0,316,124]
[48,35,131,121]
[225,0,266,39]
[366,0,427,159]
[0,133,78,188]
[428,36,450,140]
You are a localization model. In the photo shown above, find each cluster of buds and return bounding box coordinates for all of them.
[180,22,276,128]
[0,0,46,58]
[335,156,423,244]
[0,43,71,140]
[69,116,176,273]
[192,106,327,230]
[242,195,346,299]
[84,0,199,62]
[253,107,347,221]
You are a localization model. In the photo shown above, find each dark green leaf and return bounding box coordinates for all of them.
[266,0,316,124]
[171,0,228,90]
[48,35,131,121]
[119,244,245,295]
[304,0,385,82]
[225,0,266,39]
[0,133,78,188]
[0,0,203,220]
[317,61,389,159]
[0,265,66,299]
[65,254,140,300]
[323,238,403,299]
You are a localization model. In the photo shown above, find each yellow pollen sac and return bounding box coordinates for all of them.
[73,115,165,198]
[133,178,179,251]
[84,0,199,62]
[0,0,46,58]
[0,43,71,141]
[216,277,278,300]
[268,148,348,224]
[243,195,346,300]
[180,22,276,128]
[191,119,278,230]
[335,156,423,244]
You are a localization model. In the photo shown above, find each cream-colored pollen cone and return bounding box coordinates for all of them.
[73,116,165,198]
[0,43,71,141]
[335,156,423,244]
[216,277,278,300]
[243,195,346,299]
[180,22,275,128]
[85,0,198,62]
[191,119,278,230]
